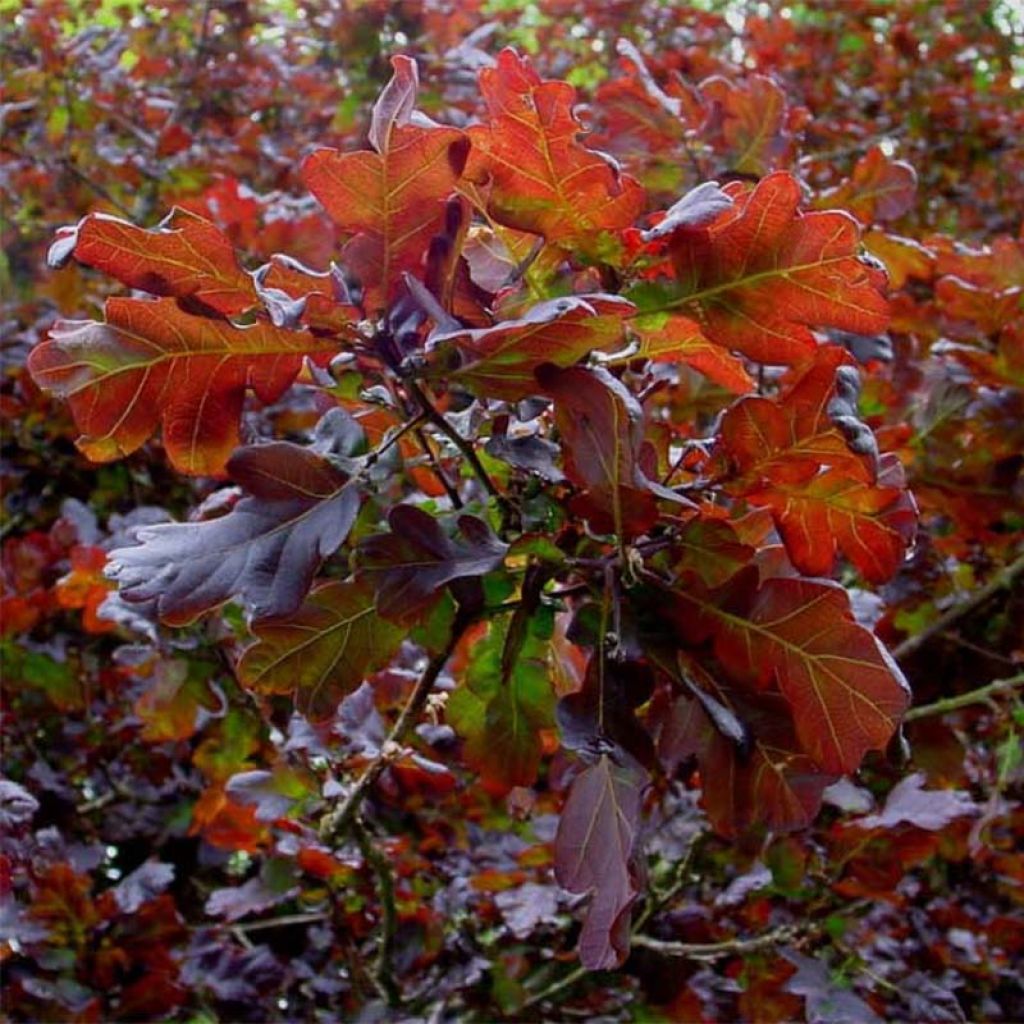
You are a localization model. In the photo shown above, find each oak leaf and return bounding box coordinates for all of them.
[428,294,634,401]
[466,48,645,260]
[52,209,258,316]
[650,172,890,365]
[108,441,359,625]
[302,56,469,311]
[27,297,336,475]
[662,570,910,774]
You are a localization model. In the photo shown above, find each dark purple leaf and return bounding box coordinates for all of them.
[358,505,507,624]
[108,441,359,625]
[554,751,648,969]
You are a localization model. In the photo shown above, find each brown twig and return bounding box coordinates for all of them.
[319,616,469,842]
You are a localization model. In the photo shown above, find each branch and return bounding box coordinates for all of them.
[892,549,1024,662]
[319,616,469,842]
[354,819,400,1006]
[903,672,1024,722]
[631,925,802,959]
[230,911,329,934]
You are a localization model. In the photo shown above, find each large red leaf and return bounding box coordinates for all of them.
[554,752,647,969]
[717,348,916,581]
[466,48,645,260]
[55,209,257,316]
[662,570,910,774]
[27,297,336,475]
[238,581,404,721]
[662,172,890,364]
[536,364,661,539]
[428,294,633,401]
[743,454,917,583]
[302,56,469,311]
[108,442,359,625]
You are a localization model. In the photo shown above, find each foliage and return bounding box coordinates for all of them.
[2,1,1023,1021]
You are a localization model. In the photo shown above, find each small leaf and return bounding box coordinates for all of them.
[238,580,404,721]
[818,146,917,224]
[358,505,508,625]
[108,442,359,625]
[782,949,882,1024]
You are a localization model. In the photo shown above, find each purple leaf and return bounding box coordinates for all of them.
[359,505,507,624]
[783,948,882,1024]
[554,751,648,969]
[112,860,175,914]
[109,441,359,625]
[851,773,977,831]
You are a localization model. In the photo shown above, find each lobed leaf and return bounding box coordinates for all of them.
[59,208,258,316]
[27,297,337,475]
[466,48,645,260]
[302,55,469,312]
[358,505,508,625]
[716,347,916,581]
[661,172,890,365]
[817,145,918,224]
[662,570,910,774]
[108,442,359,625]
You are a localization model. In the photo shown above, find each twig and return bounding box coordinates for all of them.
[413,425,463,509]
[407,379,508,513]
[631,925,802,959]
[354,820,400,1006]
[319,616,469,842]
[229,911,330,933]
[903,672,1024,722]
[892,550,1024,662]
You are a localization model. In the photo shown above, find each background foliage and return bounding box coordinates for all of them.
[2,1,1023,1021]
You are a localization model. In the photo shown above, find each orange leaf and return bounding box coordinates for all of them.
[466,49,644,260]
[302,56,469,311]
[27,297,336,475]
